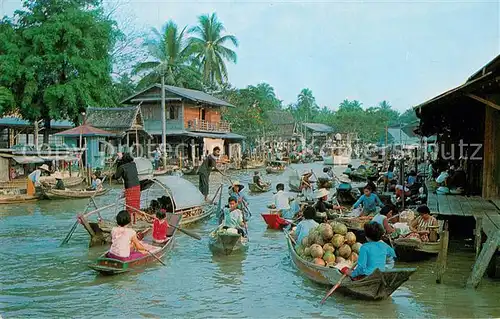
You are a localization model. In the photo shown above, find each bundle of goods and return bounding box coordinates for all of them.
[335,215,372,230]
[295,221,362,268]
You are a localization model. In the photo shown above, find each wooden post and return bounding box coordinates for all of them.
[436,221,449,284]
[474,216,483,259]
[466,230,500,289]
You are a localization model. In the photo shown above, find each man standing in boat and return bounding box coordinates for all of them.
[197,146,224,202]
[114,152,140,224]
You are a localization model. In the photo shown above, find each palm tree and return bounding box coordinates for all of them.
[133,20,201,89]
[189,13,238,86]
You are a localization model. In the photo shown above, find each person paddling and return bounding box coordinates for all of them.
[114,152,140,224]
[197,146,222,202]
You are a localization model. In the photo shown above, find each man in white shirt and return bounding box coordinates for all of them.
[271,183,300,219]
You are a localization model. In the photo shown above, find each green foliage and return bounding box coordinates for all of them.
[0,0,117,138]
[189,13,238,86]
[133,20,202,90]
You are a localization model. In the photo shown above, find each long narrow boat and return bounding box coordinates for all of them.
[248,183,271,193]
[261,212,290,230]
[286,235,416,300]
[79,176,217,247]
[88,213,181,275]
[266,166,286,174]
[40,176,85,188]
[393,238,440,262]
[43,188,110,200]
[0,194,38,204]
[209,228,248,255]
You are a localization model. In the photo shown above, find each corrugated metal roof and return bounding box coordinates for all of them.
[12,156,45,164]
[121,84,234,108]
[0,117,73,128]
[148,129,245,140]
[387,128,419,144]
[55,124,117,137]
[302,122,334,133]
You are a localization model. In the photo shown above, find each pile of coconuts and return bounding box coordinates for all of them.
[296,221,361,267]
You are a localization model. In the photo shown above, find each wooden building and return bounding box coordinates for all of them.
[415,54,500,287]
[121,85,244,164]
[416,54,500,198]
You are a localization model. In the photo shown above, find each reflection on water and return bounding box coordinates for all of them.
[1,162,500,317]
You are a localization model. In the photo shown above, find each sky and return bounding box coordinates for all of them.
[1,0,499,112]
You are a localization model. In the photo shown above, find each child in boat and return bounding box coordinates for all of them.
[371,205,395,234]
[353,185,384,216]
[222,196,246,236]
[292,206,319,248]
[152,209,169,244]
[341,222,396,278]
[107,210,147,260]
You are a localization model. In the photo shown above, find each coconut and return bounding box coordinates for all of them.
[296,245,305,256]
[323,243,335,253]
[345,232,357,245]
[314,258,326,266]
[301,236,309,247]
[321,223,334,241]
[333,223,348,236]
[348,252,358,263]
[310,244,324,258]
[314,234,325,246]
[336,256,346,264]
[351,242,362,254]
[329,221,340,230]
[323,251,336,264]
[331,234,345,248]
[338,244,352,259]
[304,247,311,256]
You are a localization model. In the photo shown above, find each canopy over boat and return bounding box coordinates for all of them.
[146,176,205,210]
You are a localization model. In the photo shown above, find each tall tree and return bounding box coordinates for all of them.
[290,88,319,122]
[133,20,202,89]
[189,13,238,86]
[1,0,117,143]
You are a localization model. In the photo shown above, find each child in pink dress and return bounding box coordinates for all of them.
[107,210,147,260]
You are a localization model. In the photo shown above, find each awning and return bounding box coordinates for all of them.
[12,156,45,164]
[302,122,334,133]
[160,130,245,140]
[39,155,79,162]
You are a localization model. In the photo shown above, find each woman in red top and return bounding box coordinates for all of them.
[152,209,169,244]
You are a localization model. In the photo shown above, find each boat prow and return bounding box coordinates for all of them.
[209,228,248,255]
[261,212,290,230]
[285,235,416,300]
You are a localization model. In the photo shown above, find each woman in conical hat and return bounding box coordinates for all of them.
[228,180,248,210]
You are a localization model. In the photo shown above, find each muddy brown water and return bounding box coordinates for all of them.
[1,162,499,318]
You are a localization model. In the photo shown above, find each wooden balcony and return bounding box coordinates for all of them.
[187,119,231,133]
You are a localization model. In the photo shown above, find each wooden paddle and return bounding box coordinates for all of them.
[320,261,358,304]
[127,205,202,241]
[141,246,167,266]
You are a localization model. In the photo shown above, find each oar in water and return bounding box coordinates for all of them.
[129,205,202,241]
[142,246,167,266]
[60,176,108,246]
[320,261,358,304]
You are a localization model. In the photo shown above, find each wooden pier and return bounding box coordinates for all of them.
[426,186,500,288]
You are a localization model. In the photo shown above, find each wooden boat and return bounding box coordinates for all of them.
[286,235,416,300]
[0,194,38,204]
[182,166,199,175]
[317,178,334,189]
[248,183,271,193]
[88,213,180,275]
[43,188,109,200]
[209,227,248,255]
[288,169,302,193]
[393,238,440,262]
[266,166,285,174]
[261,212,290,230]
[40,176,84,188]
[79,176,217,247]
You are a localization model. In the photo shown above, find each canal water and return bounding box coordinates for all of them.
[1,162,499,318]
